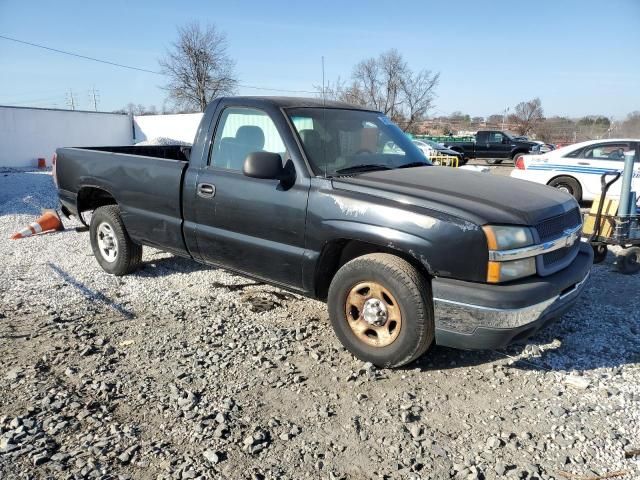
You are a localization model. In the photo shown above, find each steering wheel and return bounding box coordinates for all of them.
[355,148,373,155]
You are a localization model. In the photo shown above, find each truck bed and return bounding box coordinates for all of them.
[56,145,190,256]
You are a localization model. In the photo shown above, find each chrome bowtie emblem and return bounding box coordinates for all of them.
[564,229,578,247]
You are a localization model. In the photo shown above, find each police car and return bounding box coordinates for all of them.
[510,139,639,202]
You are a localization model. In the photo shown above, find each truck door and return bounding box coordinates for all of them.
[190,105,309,289]
[474,131,491,157]
[485,131,510,158]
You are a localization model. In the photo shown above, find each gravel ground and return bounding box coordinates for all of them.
[1,168,639,480]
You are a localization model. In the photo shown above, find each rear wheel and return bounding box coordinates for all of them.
[548,176,582,202]
[327,253,434,368]
[615,247,640,274]
[90,205,142,276]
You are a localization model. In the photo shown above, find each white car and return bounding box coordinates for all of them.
[510,139,639,202]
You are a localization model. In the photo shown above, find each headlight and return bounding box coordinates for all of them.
[482,225,533,250]
[487,257,537,283]
[483,225,536,283]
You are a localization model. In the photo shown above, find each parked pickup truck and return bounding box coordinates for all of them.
[442,130,539,165]
[55,97,592,368]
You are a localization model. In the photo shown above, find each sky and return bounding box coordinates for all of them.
[0,0,638,119]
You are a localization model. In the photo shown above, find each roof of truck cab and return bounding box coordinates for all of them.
[217,96,377,111]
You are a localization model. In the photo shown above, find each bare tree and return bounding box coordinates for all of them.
[160,22,237,112]
[323,49,439,132]
[399,68,440,132]
[619,111,640,137]
[508,98,544,135]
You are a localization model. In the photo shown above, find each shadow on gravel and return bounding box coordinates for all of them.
[134,255,214,277]
[409,318,639,374]
[47,262,135,319]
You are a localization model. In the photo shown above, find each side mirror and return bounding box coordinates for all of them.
[502,138,510,144]
[243,151,284,180]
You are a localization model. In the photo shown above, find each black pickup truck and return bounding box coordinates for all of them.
[443,130,538,165]
[55,97,592,368]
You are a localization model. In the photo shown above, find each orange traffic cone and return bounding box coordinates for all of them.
[10,210,64,240]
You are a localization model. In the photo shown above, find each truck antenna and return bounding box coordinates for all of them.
[321,56,327,178]
[321,56,326,106]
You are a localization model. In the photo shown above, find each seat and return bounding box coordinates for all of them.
[216,137,240,169]
[231,125,265,170]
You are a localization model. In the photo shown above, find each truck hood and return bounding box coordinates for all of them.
[331,166,578,226]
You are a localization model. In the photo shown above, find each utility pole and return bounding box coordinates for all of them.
[501,107,509,130]
[65,89,76,110]
[88,87,100,111]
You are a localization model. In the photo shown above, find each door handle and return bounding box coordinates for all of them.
[197,183,215,198]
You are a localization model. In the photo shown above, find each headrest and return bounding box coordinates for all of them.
[236,125,265,150]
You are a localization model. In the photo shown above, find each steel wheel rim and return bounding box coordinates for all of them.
[97,222,118,263]
[345,281,402,347]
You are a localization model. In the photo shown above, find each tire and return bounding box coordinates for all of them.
[327,253,434,368]
[615,247,640,274]
[548,176,582,202]
[457,155,468,166]
[592,244,608,264]
[512,152,526,163]
[485,158,503,165]
[90,205,142,276]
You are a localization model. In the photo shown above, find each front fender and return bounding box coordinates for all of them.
[303,185,489,293]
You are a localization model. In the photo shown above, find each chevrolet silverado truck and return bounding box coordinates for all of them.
[443,130,538,165]
[54,97,592,368]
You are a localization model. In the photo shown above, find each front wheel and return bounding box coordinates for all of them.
[90,205,142,276]
[615,247,640,274]
[327,253,434,368]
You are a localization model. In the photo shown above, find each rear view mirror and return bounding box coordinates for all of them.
[243,151,284,180]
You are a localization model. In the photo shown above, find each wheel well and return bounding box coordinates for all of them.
[511,150,528,160]
[77,187,117,222]
[314,239,432,301]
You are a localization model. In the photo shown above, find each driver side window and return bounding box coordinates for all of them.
[210,107,286,170]
[489,132,504,144]
[581,143,633,161]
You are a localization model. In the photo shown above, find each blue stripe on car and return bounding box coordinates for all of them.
[527,164,620,175]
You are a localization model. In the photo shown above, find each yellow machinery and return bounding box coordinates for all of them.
[430,154,459,167]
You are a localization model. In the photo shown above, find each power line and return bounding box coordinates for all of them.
[0,34,320,94]
[0,34,161,74]
[0,95,67,106]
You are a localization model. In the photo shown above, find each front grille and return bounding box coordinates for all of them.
[543,242,579,268]
[535,208,582,242]
[535,208,582,276]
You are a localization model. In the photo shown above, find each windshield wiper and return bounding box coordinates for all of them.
[398,161,429,169]
[335,164,393,175]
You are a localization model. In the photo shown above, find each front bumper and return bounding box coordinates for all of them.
[433,242,593,349]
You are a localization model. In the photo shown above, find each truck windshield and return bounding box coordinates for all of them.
[286,108,431,176]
